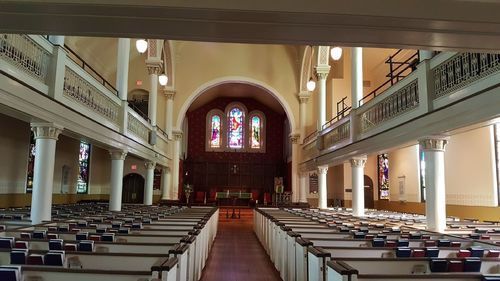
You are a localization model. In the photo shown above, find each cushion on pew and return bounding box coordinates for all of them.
[486,249,499,258]
[429,259,448,272]
[33,230,46,239]
[0,237,15,249]
[468,247,485,257]
[96,228,106,234]
[412,249,425,257]
[437,239,451,247]
[425,247,440,258]
[482,276,500,281]
[469,233,481,239]
[457,249,471,258]
[353,232,366,239]
[450,241,461,247]
[0,266,20,281]
[47,233,59,240]
[118,228,130,234]
[372,238,385,247]
[76,232,89,241]
[79,240,94,252]
[424,240,437,247]
[377,234,387,239]
[49,239,64,250]
[421,234,431,240]
[385,240,397,247]
[48,226,57,232]
[396,247,412,258]
[20,233,31,239]
[397,239,409,247]
[57,226,69,232]
[410,233,422,239]
[101,233,115,242]
[14,241,28,249]
[463,258,482,272]
[27,254,44,265]
[480,235,491,240]
[64,243,77,251]
[448,260,464,272]
[89,235,101,241]
[111,223,122,229]
[77,221,87,227]
[44,251,65,266]
[10,250,27,264]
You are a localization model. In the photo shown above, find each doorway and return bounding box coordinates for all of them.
[122,173,144,204]
[364,175,375,209]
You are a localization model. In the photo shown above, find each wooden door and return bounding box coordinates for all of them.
[122,173,145,204]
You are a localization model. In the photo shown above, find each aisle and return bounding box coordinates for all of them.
[200,208,283,281]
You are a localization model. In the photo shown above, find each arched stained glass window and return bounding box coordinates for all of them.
[210,115,221,148]
[250,116,261,148]
[228,107,244,148]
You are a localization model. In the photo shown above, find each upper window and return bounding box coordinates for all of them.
[228,107,244,149]
[205,103,265,152]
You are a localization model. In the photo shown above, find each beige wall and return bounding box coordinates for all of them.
[387,144,421,202]
[0,114,30,194]
[173,41,301,131]
[445,126,497,206]
[89,145,111,195]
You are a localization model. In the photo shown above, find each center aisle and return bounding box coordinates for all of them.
[200,208,283,281]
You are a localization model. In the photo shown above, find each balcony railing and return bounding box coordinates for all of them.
[0,34,51,83]
[127,108,152,143]
[322,117,350,149]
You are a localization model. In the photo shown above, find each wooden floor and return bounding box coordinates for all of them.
[200,208,283,281]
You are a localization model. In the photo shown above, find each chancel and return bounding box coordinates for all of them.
[0,1,500,281]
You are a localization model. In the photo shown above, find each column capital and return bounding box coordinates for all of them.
[317,166,328,174]
[109,150,127,160]
[298,91,311,104]
[146,64,162,75]
[145,161,156,170]
[163,88,176,100]
[31,123,63,140]
[350,157,367,168]
[289,133,301,144]
[172,130,183,141]
[162,166,171,174]
[419,137,449,152]
[315,65,331,80]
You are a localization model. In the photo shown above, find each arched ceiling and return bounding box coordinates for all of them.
[188,83,285,114]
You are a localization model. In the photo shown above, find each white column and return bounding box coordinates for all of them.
[30,123,63,225]
[419,50,434,62]
[290,133,300,202]
[147,65,161,126]
[116,38,130,101]
[351,47,363,109]
[419,137,448,232]
[351,157,367,217]
[164,90,175,139]
[316,70,329,131]
[172,131,183,200]
[109,150,127,212]
[318,166,328,209]
[298,92,310,142]
[48,35,65,46]
[299,172,308,203]
[161,167,171,200]
[144,161,156,205]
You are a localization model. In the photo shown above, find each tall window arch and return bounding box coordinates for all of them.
[226,103,246,149]
[206,109,225,151]
[248,110,266,152]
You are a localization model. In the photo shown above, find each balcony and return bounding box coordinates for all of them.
[302,51,500,168]
[0,34,171,162]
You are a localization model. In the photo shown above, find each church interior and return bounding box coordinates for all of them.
[0,1,499,281]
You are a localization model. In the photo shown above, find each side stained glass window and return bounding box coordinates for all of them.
[210,115,221,148]
[378,153,390,200]
[26,132,35,193]
[228,107,244,149]
[250,116,261,149]
[77,142,91,194]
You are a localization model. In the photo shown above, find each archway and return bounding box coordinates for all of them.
[364,175,375,209]
[122,173,145,204]
[176,76,297,132]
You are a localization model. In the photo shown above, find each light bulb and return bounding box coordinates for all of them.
[330,47,342,60]
[306,78,316,91]
[158,74,168,86]
[136,39,148,54]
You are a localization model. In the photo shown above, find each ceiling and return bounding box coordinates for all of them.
[188,83,285,114]
[2,0,500,51]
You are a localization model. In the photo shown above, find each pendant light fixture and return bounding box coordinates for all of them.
[306,46,316,91]
[330,46,342,61]
[136,39,148,54]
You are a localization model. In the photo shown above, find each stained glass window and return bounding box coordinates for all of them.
[419,149,426,202]
[378,153,390,200]
[250,116,261,149]
[228,107,244,149]
[76,142,91,194]
[210,115,221,148]
[26,132,35,193]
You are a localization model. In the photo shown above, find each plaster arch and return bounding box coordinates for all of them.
[175,76,297,133]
